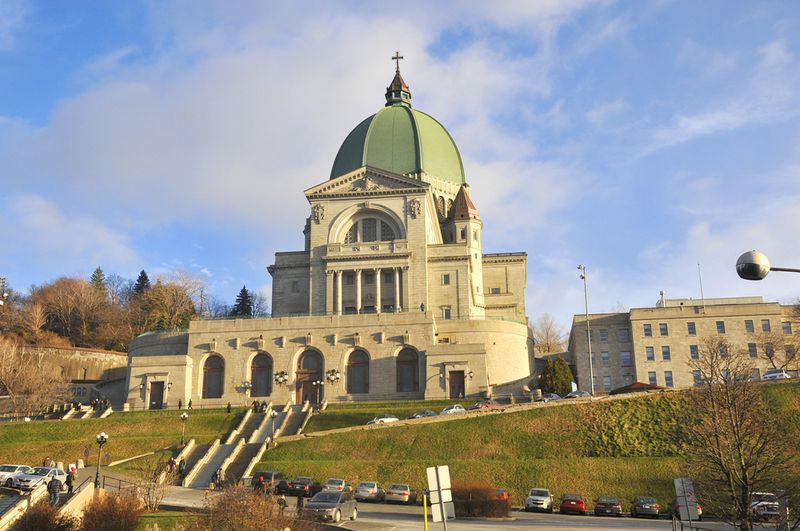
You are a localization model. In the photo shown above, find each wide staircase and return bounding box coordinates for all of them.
[0,493,18,517]
[177,443,210,485]
[278,404,307,437]
[221,406,292,484]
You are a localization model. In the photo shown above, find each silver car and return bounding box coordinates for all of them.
[0,465,34,488]
[304,490,358,523]
[13,467,67,491]
[354,481,385,502]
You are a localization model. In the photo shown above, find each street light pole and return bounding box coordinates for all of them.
[312,380,324,411]
[578,265,594,395]
[180,412,188,446]
[94,432,109,488]
[270,409,278,442]
[241,381,252,406]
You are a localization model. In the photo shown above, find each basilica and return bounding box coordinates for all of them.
[126,60,534,409]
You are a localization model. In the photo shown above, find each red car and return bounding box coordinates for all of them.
[496,488,510,502]
[560,493,586,515]
[467,399,502,410]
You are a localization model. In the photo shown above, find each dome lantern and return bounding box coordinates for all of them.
[385,51,411,107]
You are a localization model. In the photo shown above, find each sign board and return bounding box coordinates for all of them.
[431,500,455,522]
[674,477,700,521]
[427,465,455,525]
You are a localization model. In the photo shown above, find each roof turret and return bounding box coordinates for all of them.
[449,184,480,221]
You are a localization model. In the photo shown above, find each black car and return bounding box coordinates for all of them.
[631,495,660,519]
[251,470,288,493]
[594,496,623,516]
[287,476,322,497]
[407,409,438,419]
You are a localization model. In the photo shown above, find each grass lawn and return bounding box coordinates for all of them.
[306,398,478,432]
[136,510,202,530]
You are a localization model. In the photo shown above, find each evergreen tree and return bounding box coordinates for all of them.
[90,267,107,293]
[133,270,151,295]
[230,286,253,317]
[538,357,574,396]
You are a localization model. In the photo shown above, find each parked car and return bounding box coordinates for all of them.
[467,399,502,410]
[322,478,351,492]
[13,467,67,491]
[304,490,358,523]
[560,493,586,515]
[539,393,562,403]
[763,368,791,381]
[251,470,288,493]
[593,496,623,516]
[354,481,385,502]
[565,390,591,399]
[287,476,322,497]
[496,488,510,503]
[631,495,660,518]
[407,409,438,419]
[385,483,417,504]
[366,414,399,425]
[0,465,34,488]
[441,404,466,415]
[669,498,702,520]
[751,492,781,521]
[525,488,553,512]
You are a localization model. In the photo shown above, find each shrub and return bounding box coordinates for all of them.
[10,500,78,531]
[201,485,311,531]
[81,492,143,531]
[451,481,510,518]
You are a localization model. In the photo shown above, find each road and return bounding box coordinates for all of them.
[336,503,759,531]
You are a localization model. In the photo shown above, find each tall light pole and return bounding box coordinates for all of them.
[94,432,109,488]
[241,381,252,406]
[312,380,324,411]
[180,412,188,446]
[736,250,800,280]
[270,409,278,442]
[578,265,594,395]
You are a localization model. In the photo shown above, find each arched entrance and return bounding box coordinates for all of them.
[202,355,225,399]
[346,350,370,394]
[296,350,323,404]
[251,353,273,397]
[396,348,419,392]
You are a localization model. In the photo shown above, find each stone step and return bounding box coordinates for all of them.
[224,443,262,484]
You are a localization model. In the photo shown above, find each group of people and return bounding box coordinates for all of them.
[42,457,77,507]
[177,399,193,410]
[251,400,269,413]
[167,456,187,479]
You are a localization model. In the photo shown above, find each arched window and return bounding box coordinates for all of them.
[203,356,225,399]
[341,216,399,243]
[380,221,395,241]
[396,348,419,392]
[437,196,446,218]
[347,350,370,394]
[251,353,273,397]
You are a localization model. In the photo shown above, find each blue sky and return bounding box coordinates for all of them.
[1,1,799,329]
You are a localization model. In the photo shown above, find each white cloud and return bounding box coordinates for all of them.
[585,98,626,124]
[0,0,26,51]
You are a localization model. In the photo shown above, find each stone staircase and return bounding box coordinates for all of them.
[0,493,18,516]
[179,443,210,484]
[224,443,263,484]
[187,443,235,489]
[278,403,309,437]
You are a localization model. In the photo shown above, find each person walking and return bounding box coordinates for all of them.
[226,402,231,413]
[178,458,186,480]
[187,399,193,410]
[65,469,74,495]
[47,476,62,506]
[254,475,265,494]
[178,399,182,410]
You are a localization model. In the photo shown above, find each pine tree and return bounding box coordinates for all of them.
[133,270,151,295]
[230,286,253,317]
[538,357,574,396]
[90,267,106,292]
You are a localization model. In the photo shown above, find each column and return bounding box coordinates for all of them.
[335,270,343,315]
[402,266,409,312]
[394,268,401,312]
[375,267,382,314]
[355,269,362,313]
[325,270,334,315]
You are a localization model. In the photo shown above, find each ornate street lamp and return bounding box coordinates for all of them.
[274,371,289,386]
[270,409,278,442]
[312,380,324,410]
[94,432,109,488]
[325,369,341,384]
[180,412,188,446]
[241,380,252,405]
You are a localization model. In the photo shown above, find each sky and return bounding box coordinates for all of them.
[1,0,799,331]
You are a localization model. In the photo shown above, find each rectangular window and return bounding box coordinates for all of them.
[361,219,377,242]
[693,370,702,385]
[687,322,696,335]
[690,344,699,360]
[601,351,610,367]
[603,376,611,391]
[592,376,598,390]
[383,272,393,284]
[489,287,500,294]
[591,353,596,367]
[748,343,757,358]
[648,371,657,386]
[618,328,630,342]
[588,329,594,341]
[762,319,771,332]
[442,307,451,320]
[643,324,652,337]
[345,274,354,285]
[716,321,726,334]
[599,329,608,342]
[646,346,654,361]
[442,274,450,285]
[620,351,632,366]
[460,228,467,240]
[364,272,374,285]
[623,374,634,386]
[473,229,478,241]
[662,346,671,361]
[659,323,668,336]
[744,319,754,333]
[782,321,793,335]
[664,371,674,388]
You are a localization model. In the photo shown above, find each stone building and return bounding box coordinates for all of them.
[567,296,798,392]
[126,63,534,409]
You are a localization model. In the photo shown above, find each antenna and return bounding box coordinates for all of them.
[697,263,706,313]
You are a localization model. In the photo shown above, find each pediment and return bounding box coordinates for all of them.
[305,166,429,199]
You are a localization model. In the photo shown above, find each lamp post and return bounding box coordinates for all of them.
[270,409,278,442]
[241,381,252,406]
[94,432,109,488]
[578,265,594,395]
[274,371,288,387]
[180,412,188,446]
[312,380,324,411]
[736,250,800,280]
[325,369,341,384]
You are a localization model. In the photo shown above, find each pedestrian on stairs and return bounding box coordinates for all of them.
[65,469,75,495]
[178,458,186,480]
[226,402,231,413]
[47,476,62,506]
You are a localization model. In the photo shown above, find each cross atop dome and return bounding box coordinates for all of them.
[385,50,411,107]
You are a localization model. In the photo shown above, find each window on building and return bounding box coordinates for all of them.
[745,319,754,333]
[646,346,655,361]
[603,376,611,391]
[396,348,419,392]
[364,272,374,285]
[693,370,702,386]
[687,322,696,335]
[662,346,671,361]
[442,307,451,320]
[664,371,674,388]
[344,274,354,286]
[716,321,726,334]
[380,221,395,241]
[442,274,450,285]
[591,353,596,368]
[762,319,771,332]
[648,371,657,386]
[383,272,393,284]
[720,344,729,358]
[623,374,634,386]
[489,287,500,294]
[659,323,668,336]
[643,324,652,337]
[361,219,377,242]
[473,229,478,241]
[344,217,398,243]
[460,228,467,240]
[250,353,273,397]
[592,376,598,390]
[690,344,699,360]
[618,328,630,342]
[601,351,610,367]
[782,321,793,335]
[748,343,757,358]
[752,368,761,381]
[620,351,632,366]
[202,356,225,399]
[599,329,608,342]
[347,350,370,394]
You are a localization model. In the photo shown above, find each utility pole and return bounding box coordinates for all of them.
[578,265,594,395]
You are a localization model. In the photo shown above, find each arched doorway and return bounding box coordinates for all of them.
[296,350,323,404]
[251,353,273,397]
[346,350,370,394]
[396,348,419,392]
[203,355,225,399]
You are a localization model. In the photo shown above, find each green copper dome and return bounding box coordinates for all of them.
[330,69,466,186]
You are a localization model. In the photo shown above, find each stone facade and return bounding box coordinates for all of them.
[568,297,799,392]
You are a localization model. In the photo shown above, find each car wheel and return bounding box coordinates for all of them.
[5,478,12,487]
[350,507,358,521]
[548,506,553,513]
[333,509,341,523]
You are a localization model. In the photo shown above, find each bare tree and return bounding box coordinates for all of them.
[530,313,566,354]
[134,459,174,511]
[0,337,70,418]
[684,336,793,531]
[251,290,270,317]
[751,330,800,372]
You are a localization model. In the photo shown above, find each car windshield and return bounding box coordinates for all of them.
[637,496,656,504]
[562,494,582,501]
[765,369,784,375]
[312,492,340,503]
[598,496,619,504]
[530,489,549,497]
[293,477,311,484]
[390,484,408,490]
[358,482,376,489]
[31,467,50,476]
[753,493,778,502]
[326,479,344,486]
[0,465,17,472]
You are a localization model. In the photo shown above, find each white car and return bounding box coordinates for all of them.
[0,464,34,488]
[763,369,791,381]
[13,467,67,491]
[751,492,781,521]
[441,404,466,415]
[366,414,399,425]
[525,487,554,512]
